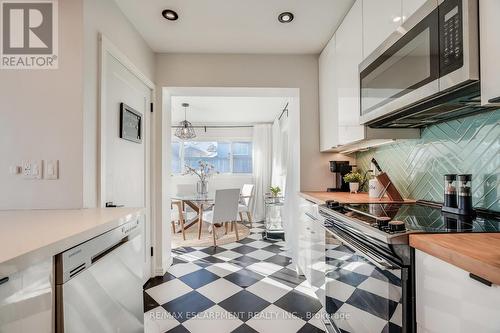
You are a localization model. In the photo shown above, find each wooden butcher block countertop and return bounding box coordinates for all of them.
[299,191,416,205]
[410,233,500,285]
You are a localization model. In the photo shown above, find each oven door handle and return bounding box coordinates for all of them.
[333,232,399,270]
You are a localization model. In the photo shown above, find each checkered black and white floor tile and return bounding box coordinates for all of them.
[144,222,326,333]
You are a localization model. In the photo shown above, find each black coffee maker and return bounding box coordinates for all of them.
[327,161,352,192]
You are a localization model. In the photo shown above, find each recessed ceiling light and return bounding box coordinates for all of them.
[162,9,178,21]
[278,12,294,23]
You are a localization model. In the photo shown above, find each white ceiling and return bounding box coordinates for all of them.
[171,96,288,124]
[114,0,355,54]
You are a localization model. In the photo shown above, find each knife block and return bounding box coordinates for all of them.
[376,172,404,202]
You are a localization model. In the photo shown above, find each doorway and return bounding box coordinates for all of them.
[98,35,155,281]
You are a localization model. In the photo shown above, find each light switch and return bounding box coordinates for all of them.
[45,160,58,180]
[31,160,42,179]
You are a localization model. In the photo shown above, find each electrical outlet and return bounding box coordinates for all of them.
[22,160,32,179]
[22,160,42,179]
[45,160,58,180]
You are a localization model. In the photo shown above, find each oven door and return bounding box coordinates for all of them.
[324,227,407,333]
[359,0,440,125]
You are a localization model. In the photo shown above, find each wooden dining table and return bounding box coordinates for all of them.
[172,193,215,239]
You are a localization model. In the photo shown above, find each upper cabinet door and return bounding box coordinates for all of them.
[336,0,365,145]
[319,35,339,152]
[402,0,428,22]
[362,0,402,59]
[479,0,500,106]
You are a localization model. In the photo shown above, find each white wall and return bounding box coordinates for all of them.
[155,53,340,191]
[0,0,84,210]
[82,0,155,208]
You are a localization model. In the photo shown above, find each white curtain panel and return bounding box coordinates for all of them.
[271,119,287,191]
[252,124,272,221]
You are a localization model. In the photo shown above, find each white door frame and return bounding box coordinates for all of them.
[98,34,156,278]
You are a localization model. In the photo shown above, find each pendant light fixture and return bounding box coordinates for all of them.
[175,103,197,140]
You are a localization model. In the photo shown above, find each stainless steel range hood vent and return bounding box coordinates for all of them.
[366,81,494,128]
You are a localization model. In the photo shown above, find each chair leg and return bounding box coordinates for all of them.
[224,222,228,235]
[171,221,176,234]
[180,217,186,241]
[233,221,239,241]
[246,211,253,228]
[212,224,217,247]
[239,212,244,222]
[230,222,234,232]
[198,204,203,240]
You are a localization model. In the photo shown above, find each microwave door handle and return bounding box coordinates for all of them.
[333,232,398,270]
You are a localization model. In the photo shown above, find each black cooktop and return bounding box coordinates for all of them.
[344,202,500,233]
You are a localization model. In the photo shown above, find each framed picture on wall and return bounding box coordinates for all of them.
[119,103,142,143]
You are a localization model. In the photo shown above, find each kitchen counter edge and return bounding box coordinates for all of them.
[410,233,500,286]
[0,208,144,276]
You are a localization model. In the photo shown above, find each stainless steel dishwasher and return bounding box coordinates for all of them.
[55,218,143,333]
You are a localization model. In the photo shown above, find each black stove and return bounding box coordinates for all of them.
[344,201,500,233]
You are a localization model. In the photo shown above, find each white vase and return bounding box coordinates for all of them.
[349,182,359,194]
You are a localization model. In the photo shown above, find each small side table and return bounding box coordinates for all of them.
[263,196,285,241]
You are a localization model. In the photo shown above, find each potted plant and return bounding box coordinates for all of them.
[343,171,363,194]
[269,186,282,203]
[183,160,218,195]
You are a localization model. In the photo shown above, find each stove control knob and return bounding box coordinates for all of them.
[389,220,406,232]
[376,217,391,229]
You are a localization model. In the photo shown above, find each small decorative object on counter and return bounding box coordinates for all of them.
[444,174,457,208]
[457,174,473,213]
[183,160,218,195]
[343,171,363,194]
[441,174,475,216]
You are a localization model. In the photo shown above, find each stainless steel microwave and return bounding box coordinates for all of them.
[359,0,480,128]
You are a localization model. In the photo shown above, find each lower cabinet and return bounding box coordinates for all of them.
[297,198,326,297]
[415,250,500,333]
[0,259,54,333]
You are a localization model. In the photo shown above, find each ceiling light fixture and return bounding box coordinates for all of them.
[162,9,178,21]
[278,12,294,23]
[175,103,196,140]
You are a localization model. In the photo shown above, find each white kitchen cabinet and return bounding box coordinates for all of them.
[415,250,500,332]
[363,0,402,59]
[0,259,54,333]
[297,198,325,286]
[479,0,500,106]
[319,34,339,152]
[336,0,365,145]
[402,0,428,22]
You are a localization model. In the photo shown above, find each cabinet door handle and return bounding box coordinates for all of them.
[488,96,500,104]
[0,277,9,286]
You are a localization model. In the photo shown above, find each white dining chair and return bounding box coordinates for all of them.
[238,184,255,227]
[202,189,241,247]
[171,200,197,241]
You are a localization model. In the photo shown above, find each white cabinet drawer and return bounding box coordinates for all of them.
[415,250,500,332]
[0,259,54,333]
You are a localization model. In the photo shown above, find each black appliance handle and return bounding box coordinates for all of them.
[488,96,500,104]
[371,158,383,173]
[327,224,400,270]
[0,277,9,286]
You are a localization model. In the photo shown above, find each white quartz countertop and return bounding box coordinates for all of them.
[0,208,144,276]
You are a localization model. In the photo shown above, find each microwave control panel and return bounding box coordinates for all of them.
[439,0,463,76]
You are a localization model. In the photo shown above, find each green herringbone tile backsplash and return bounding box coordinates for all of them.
[356,109,500,212]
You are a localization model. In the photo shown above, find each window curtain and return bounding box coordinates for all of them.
[271,119,287,192]
[252,124,272,221]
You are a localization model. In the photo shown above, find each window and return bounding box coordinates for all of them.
[232,142,253,173]
[171,142,182,174]
[171,140,253,174]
